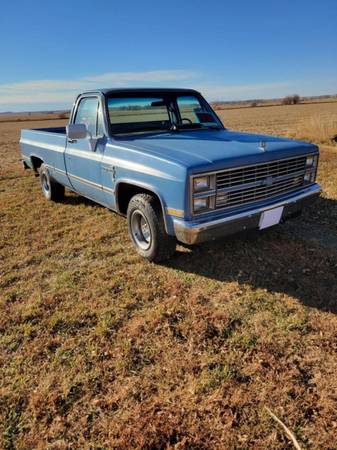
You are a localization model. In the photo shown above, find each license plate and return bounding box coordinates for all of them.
[259,206,284,230]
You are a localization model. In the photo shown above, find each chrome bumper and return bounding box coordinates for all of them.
[173,184,322,245]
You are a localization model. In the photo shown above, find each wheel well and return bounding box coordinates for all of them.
[30,156,44,173]
[117,183,163,215]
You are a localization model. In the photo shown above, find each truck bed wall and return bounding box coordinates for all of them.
[20,128,72,188]
[30,126,66,134]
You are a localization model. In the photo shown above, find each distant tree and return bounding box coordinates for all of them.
[282,94,301,105]
[250,101,258,107]
[58,112,69,119]
[293,94,301,104]
[282,96,293,105]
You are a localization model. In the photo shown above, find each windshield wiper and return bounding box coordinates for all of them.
[199,124,222,130]
[168,123,222,132]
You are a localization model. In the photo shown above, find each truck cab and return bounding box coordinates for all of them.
[20,88,321,261]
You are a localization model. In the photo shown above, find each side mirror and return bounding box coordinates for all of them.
[66,123,87,140]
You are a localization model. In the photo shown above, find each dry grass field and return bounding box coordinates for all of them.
[217,101,337,144]
[1,102,337,449]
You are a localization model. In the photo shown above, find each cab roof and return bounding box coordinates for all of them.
[80,87,200,96]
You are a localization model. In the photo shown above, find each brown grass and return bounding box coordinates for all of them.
[216,101,337,145]
[1,103,337,449]
[289,114,337,144]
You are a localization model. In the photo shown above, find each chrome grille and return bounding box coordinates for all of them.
[215,156,307,209]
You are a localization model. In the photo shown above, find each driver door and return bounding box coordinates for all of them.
[65,96,106,205]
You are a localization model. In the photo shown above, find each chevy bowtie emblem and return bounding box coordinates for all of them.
[259,141,267,151]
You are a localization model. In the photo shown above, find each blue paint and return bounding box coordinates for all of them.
[20,89,320,239]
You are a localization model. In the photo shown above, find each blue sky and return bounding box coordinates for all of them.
[0,0,336,111]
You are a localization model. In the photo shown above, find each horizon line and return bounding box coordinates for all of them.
[1,92,336,115]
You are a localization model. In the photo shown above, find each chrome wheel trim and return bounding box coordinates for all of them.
[131,210,152,250]
[41,173,50,195]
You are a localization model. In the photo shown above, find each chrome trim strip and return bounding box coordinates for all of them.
[45,165,114,194]
[68,172,115,194]
[54,167,67,175]
[68,172,101,189]
[190,153,317,217]
[216,168,309,194]
[103,186,114,194]
[179,184,321,234]
[191,153,316,178]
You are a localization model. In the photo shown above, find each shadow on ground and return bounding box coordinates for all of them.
[164,196,337,314]
[61,193,104,207]
[61,191,337,313]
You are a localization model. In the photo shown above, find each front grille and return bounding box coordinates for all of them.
[215,156,307,209]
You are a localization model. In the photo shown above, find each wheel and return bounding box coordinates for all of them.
[127,193,176,262]
[39,163,65,201]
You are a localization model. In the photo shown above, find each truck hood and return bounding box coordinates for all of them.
[113,129,318,172]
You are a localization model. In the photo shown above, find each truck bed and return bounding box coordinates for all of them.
[20,127,72,188]
[29,126,66,134]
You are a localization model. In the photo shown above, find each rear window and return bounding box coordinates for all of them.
[107,97,171,133]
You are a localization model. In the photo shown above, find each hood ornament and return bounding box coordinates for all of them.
[259,141,267,151]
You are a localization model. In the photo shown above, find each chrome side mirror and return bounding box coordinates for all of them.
[66,123,87,140]
[67,123,103,151]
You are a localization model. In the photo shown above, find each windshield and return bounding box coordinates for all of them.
[106,93,222,134]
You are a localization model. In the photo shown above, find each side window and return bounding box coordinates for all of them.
[74,97,98,136]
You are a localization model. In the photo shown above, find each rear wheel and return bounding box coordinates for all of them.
[39,163,65,201]
[127,193,176,262]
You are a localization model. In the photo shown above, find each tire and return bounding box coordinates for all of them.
[127,193,176,262]
[39,163,65,201]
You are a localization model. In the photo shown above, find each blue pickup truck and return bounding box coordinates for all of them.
[20,88,321,261]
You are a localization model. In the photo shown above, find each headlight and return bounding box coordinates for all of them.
[306,156,314,167]
[304,171,315,183]
[193,176,210,191]
[306,155,318,167]
[193,197,209,212]
[191,174,216,214]
[304,155,318,183]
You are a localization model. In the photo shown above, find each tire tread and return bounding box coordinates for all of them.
[127,193,176,262]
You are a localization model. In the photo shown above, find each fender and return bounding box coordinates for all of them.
[115,178,175,235]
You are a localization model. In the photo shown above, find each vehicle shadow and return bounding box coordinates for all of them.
[61,192,104,208]
[60,191,337,313]
[164,196,337,314]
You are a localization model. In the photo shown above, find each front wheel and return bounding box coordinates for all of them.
[127,194,176,262]
[39,163,65,201]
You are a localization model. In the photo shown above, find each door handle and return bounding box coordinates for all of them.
[68,139,77,144]
[102,165,114,173]
[102,165,116,180]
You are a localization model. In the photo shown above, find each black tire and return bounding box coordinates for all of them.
[127,193,176,262]
[39,163,65,201]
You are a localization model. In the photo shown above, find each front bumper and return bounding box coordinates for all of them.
[173,183,321,245]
